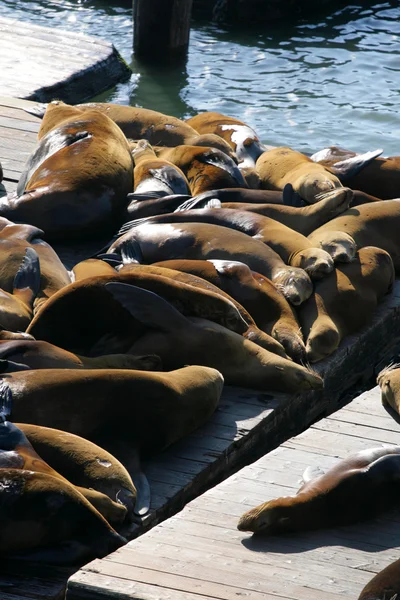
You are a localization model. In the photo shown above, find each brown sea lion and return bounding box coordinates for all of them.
[0,218,70,311]
[221,187,353,236]
[1,105,134,240]
[71,259,116,282]
[117,263,288,358]
[297,247,394,362]
[27,270,248,355]
[18,423,138,519]
[38,101,237,161]
[186,111,268,168]
[0,420,127,526]
[152,259,306,362]
[107,222,313,306]
[0,468,125,564]
[377,363,400,415]
[358,557,400,600]
[154,145,247,195]
[0,339,162,373]
[121,208,334,280]
[238,445,400,535]
[256,147,344,203]
[307,200,400,270]
[130,139,190,196]
[4,365,224,454]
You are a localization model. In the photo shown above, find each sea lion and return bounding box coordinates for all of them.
[0,339,162,372]
[152,259,306,362]
[1,106,134,239]
[358,557,400,600]
[237,445,400,535]
[107,222,313,306]
[221,186,353,236]
[256,147,344,203]
[3,365,224,454]
[154,145,247,195]
[37,101,238,161]
[130,139,190,196]
[297,247,394,362]
[186,111,268,168]
[27,270,248,355]
[0,420,127,526]
[18,423,138,519]
[377,363,400,415]
[0,218,70,310]
[71,259,116,282]
[0,468,125,563]
[307,200,400,270]
[121,208,334,280]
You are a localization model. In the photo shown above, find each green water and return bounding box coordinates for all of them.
[2,0,400,154]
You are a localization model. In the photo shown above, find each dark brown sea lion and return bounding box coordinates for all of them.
[237,446,400,535]
[154,145,247,195]
[0,218,70,311]
[107,222,313,306]
[0,468,125,564]
[221,187,353,236]
[130,139,190,196]
[152,259,305,361]
[256,147,344,203]
[0,420,127,526]
[377,363,400,415]
[307,200,400,270]
[186,111,268,168]
[122,208,334,280]
[38,101,237,161]
[358,557,400,600]
[4,365,224,454]
[0,339,162,373]
[297,247,394,362]
[1,105,134,239]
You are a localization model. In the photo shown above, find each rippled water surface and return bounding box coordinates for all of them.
[2,0,399,154]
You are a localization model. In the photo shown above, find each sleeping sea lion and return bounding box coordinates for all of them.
[152,259,306,362]
[256,147,344,203]
[186,111,268,168]
[238,446,400,535]
[71,259,116,282]
[1,106,134,239]
[307,200,400,270]
[121,208,334,280]
[154,145,247,195]
[107,222,313,306]
[358,557,400,600]
[377,363,400,415]
[297,247,394,362]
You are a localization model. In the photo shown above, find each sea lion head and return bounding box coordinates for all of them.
[296,172,342,204]
[290,248,334,280]
[377,363,400,414]
[316,231,357,264]
[305,318,340,363]
[238,497,303,535]
[273,267,313,306]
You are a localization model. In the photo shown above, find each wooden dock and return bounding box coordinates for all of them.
[0,18,131,104]
[68,384,400,600]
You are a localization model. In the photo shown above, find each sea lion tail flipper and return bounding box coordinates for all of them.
[0,379,12,422]
[105,282,187,330]
[97,253,123,268]
[282,183,305,207]
[120,240,144,264]
[329,149,384,180]
[174,196,222,212]
[13,247,41,307]
[302,464,327,483]
[0,359,30,373]
[22,102,48,119]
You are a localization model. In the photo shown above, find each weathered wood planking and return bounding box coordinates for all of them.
[68,385,400,600]
[0,18,131,103]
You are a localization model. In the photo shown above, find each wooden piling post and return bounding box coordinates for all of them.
[133,0,193,63]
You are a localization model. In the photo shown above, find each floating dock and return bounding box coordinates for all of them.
[68,384,400,600]
[0,18,131,104]
[1,97,400,599]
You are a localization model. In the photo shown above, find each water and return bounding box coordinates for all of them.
[2,0,400,154]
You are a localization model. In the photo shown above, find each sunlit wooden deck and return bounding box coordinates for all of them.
[68,384,400,600]
[0,17,131,103]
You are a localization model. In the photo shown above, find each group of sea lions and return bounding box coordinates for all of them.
[0,100,400,583]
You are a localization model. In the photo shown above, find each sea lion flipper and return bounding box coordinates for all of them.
[13,247,41,307]
[0,380,12,421]
[97,253,123,267]
[282,183,304,207]
[105,282,187,330]
[302,464,327,483]
[329,149,384,180]
[174,196,222,212]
